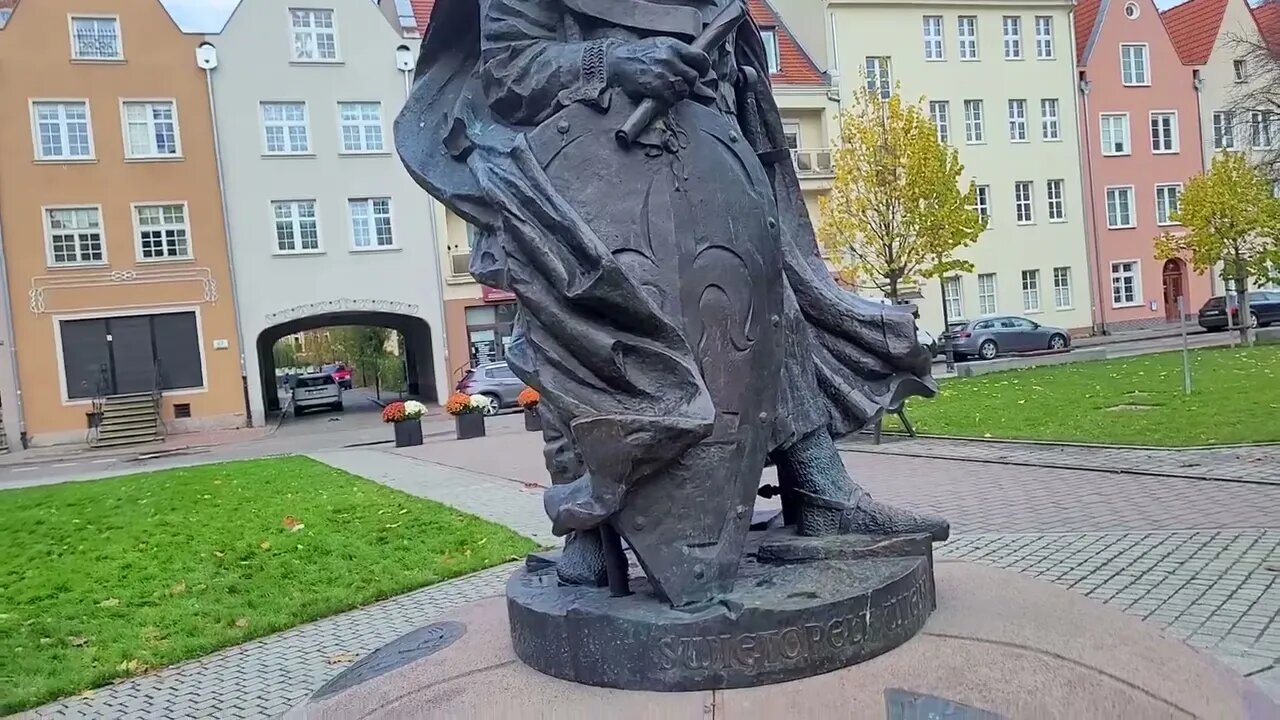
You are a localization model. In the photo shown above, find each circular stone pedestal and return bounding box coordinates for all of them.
[288,562,1277,720]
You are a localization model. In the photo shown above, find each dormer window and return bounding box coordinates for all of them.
[761,29,780,73]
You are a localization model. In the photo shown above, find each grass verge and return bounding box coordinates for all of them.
[0,456,536,713]
[887,345,1280,446]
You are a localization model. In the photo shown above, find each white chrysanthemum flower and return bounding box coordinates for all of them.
[468,394,492,411]
[403,400,427,418]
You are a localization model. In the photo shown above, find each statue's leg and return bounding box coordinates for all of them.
[776,428,949,541]
[539,403,608,586]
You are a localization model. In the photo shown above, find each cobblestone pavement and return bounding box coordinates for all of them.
[24,443,1280,718]
[843,434,1280,484]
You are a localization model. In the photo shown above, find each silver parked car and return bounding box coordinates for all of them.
[456,361,525,415]
[945,316,1071,361]
[291,372,344,416]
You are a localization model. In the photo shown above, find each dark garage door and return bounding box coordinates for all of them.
[60,311,204,399]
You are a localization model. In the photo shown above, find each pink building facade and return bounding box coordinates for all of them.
[1075,0,1213,331]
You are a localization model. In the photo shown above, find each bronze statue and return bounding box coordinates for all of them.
[397,0,947,686]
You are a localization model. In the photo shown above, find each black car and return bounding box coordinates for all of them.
[1197,292,1280,330]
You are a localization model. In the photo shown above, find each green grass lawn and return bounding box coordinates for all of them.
[0,456,537,713]
[887,345,1280,446]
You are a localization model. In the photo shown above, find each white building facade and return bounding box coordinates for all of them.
[203,0,447,422]
[827,0,1094,335]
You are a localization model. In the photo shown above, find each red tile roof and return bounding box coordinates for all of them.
[748,0,826,85]
[1074,0,1102,63]
[409,0,434,34]
[1160,0,1230,65]
[408,0,825,86]
[1251,0,1280,47]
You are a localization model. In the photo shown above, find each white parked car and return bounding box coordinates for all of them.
[291,372,344,416]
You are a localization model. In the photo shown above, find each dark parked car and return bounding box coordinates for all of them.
[456,361,524,414]
[945,316,1071,361]
[1197,292,1280,330]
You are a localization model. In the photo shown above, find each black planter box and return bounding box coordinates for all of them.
[524,407,542,432]
[394,419,424,447]
[455,412,486,440]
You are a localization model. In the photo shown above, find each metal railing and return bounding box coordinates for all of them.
[792,148,834,177]
[86,364,110,446]
[151,362,167,440]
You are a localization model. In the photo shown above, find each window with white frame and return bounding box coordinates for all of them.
[70,16,122,60]
[1105,186,1135,229]
[32,101,93,160]
[1110,261,1139,306]
[1002,16,1022,59]
[261,102,310,154]
[974,185,991,221]
[349,198,394,249]
[964,99,985,143]
[1234,59,1248,83]
[943,276,963,319]
[781,121,800,150]
[135,204,190,260]
[1155,183,1182,226]
[338,102,384,153]
[1021,269,1041,312]
[1040,98,1060,140]
[273,200,320,252]
[1150,111,1177,153]
[929,101,950,144]
[122,101,179,158]
[957,16,978,60]
[922,16,944,60]
[290,8,338,61]
[761,29,780,73]
[1213,110,1236,150]
[1120,44,1149,85]
[1014,181,1034,224]
[1251,111,1274,148]
[1008,99,1028,141]
[977,273,998,315]
[1034,16,1054,58]
[865,56,891,99]
[1046,179,1065,221]
[1100,113,1130,155]
[46,207,105,265]
[1052,266,1072,309]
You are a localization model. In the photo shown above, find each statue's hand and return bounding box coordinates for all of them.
[606,37,711,105]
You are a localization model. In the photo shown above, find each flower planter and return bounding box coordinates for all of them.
[393,419,424,448]
[455,412,486,440]
[523,407,542,432]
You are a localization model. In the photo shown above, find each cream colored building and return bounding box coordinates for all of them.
[828,0,1094,335]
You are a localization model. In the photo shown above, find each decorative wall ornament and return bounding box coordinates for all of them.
[264,298,421,324]
[29,267,218,314]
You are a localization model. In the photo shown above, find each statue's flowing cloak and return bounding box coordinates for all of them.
[394,0,936,483]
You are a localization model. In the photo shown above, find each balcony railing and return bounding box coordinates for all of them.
[793,148,834,177]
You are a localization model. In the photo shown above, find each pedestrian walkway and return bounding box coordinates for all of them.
[25,443,1280,718]
[844,434,1280,485]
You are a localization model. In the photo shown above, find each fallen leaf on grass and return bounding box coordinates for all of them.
[260,541,272,551]
[234,617,249,628]
[385,522,402,529]
[213,551,225,558]
[67,635,89,647]
[77,690,96,700]
[327,652,358,665]
[169,582,187,596]
[98,598,120,608]
[117,659,149,674]
[282,515,303,531]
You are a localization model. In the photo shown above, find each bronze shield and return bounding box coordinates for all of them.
[527,98,785,606]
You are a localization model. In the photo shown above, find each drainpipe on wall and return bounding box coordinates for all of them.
[397,44,448,402]
[197,42,254,428]
[1078,73,1108,335]
[0,202,28,449]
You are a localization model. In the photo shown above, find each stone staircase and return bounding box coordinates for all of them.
[90,392,162,448]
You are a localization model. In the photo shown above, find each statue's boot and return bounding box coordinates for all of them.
[777,429,949,541]
[543,472,622,536]
[557,529,608,586]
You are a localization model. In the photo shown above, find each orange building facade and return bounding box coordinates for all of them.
[0,0,245,446]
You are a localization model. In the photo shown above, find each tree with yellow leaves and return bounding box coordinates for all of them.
[818,85,986,303]
[1155,152,1280,345]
